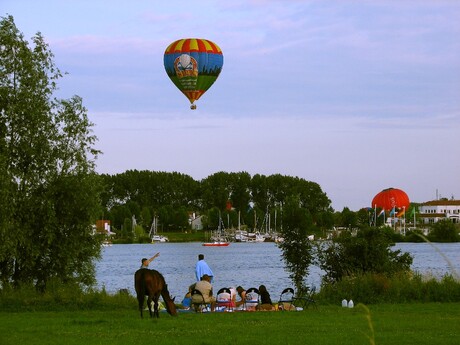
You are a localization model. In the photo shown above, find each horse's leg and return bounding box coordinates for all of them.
[137,294,144,318]
[147,295,153,318]
[154,295,160,318]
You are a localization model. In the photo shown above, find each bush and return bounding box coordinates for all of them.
[315,226,413,284]
[0,281,136,311]
[317,272,460,304]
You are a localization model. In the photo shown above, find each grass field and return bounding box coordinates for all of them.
[1,303,459,345]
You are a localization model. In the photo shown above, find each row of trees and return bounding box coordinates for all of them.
[99,170,334,236]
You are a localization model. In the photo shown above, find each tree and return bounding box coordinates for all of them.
[316,226,413,283]
[428,220,460,243]
[277,196,314,295]
[0,16,101,291]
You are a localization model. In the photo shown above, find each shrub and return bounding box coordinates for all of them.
[0,281,136,311]
[317,272,460,304]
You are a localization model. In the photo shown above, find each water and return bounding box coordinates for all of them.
[95,242,460,299]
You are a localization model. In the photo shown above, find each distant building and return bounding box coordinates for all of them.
[95,220,115,235]
[189,213,204,230]
[418,200,460,224]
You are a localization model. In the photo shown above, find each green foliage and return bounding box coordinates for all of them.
[0,16,101,291]
[277,196,314,294]
[318,272,460,304]
[404,229,426,243]
[316,226,413,283]
[428,220,460,242]
[100,170,332,240]
[0,281,134,311]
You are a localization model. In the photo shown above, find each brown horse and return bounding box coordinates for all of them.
[134,269,177,318]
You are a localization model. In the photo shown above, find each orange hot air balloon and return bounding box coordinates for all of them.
[164,38,224,109]
[371,188,410,212]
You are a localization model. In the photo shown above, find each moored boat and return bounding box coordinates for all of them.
[203,212,230,246]
[202,241,230,247]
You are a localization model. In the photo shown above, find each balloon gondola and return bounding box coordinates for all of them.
[164,38,224,109]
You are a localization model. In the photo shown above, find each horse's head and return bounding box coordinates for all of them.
[165,297,178,316]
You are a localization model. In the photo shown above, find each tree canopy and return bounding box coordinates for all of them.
[99,170,333,237]
[316,226,413,284]
[277,196,315,295]
[0,15,101,291]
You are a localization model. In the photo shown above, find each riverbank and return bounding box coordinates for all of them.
[112,231,207,244]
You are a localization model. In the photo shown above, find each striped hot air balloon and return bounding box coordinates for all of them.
[164,38,224,109]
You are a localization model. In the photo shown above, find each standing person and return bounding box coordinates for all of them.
[140,252,160,269]
[195,254,214,282]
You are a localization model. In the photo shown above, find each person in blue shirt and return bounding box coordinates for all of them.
[195,254,214,282]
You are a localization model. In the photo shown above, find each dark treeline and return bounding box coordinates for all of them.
[99,170,335,236]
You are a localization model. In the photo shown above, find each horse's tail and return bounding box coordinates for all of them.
[135,268,147,294]
[134,269,146,317]
[160,276,177,316]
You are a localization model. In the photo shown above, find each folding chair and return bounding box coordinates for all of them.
[216,287,234,311]
[303,286,317,309]
[244,287,260,311]
[293,286,318,310]
[278,287,295,311]
[191,289,208,313]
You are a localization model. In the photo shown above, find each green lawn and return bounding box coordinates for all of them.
[1,303,459,345]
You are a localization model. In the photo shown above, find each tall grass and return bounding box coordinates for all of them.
[317,272,460,304]
[0,280,135,312]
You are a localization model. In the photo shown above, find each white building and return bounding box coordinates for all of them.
[418,200,460,224]
[189,213,204,230]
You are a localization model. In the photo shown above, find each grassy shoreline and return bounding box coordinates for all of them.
[1,303,459,345]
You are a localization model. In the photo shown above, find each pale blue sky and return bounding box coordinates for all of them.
[3,0,460,210]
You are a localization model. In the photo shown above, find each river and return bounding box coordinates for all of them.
[95,242,460,300]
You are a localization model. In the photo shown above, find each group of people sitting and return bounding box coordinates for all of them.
[182,277,280,312]
[140,253,296,312]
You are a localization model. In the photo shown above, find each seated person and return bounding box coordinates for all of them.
[236,286,258,311]
[244,288,260,311]
[192,274,216,311]
[258,285,275,311]
[181,283,196,310]
[235,286,246,308]
[216,286,236,309]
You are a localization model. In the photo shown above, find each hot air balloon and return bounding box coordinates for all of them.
[371,188,410,213]
[164,38,224,110]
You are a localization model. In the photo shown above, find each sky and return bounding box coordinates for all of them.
[3,0,460,211]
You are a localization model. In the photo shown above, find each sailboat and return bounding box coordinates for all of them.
[203,213,230,247]
[246,209,266,243]
[149,215,169,243]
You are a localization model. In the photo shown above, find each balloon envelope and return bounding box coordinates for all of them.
[164,38,223,109]
[371,188,410,211]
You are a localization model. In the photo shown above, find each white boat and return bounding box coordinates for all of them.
[149,215,169,243]
[151,235,169,243]
[247,231,265,242]
[202,241,230,247]
[235,230,248,242]
[203,213,230,247]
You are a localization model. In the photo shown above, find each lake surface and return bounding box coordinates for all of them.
[95,242,460,300]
